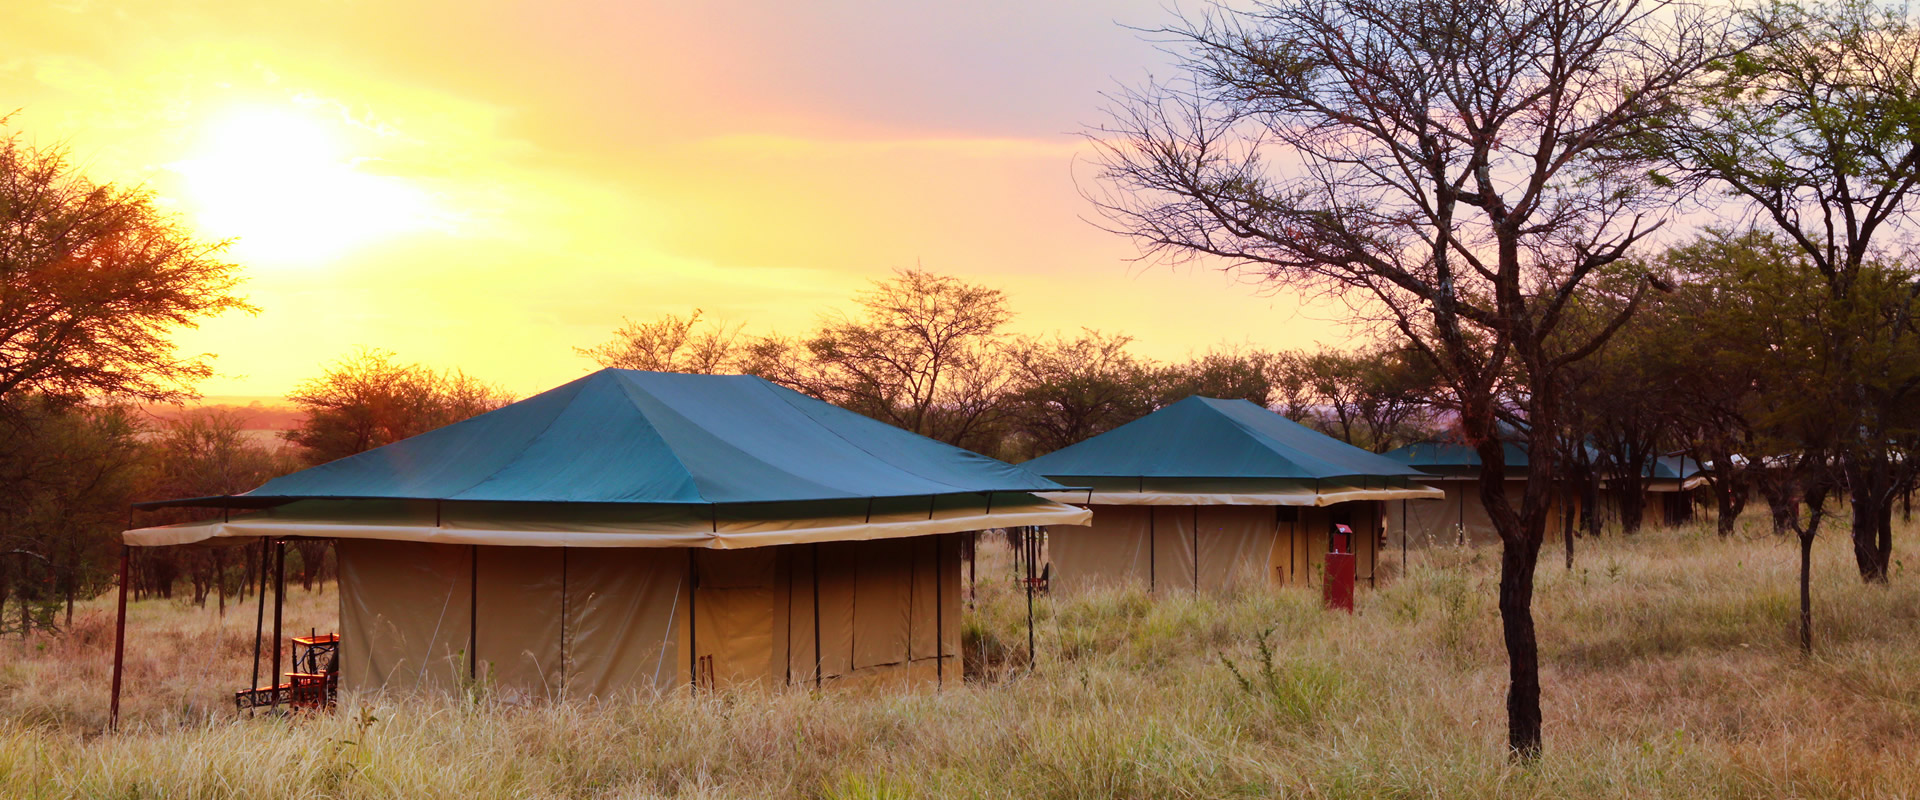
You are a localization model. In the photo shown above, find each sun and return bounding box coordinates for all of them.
[172,106,442,267]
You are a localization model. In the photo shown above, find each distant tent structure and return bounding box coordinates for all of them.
[1646,455,1707,526]
[1384,435,1701,546]
[1021,397,1442,593]
[113,369,1088,720]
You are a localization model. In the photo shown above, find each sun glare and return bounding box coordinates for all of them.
[172,107,442,266]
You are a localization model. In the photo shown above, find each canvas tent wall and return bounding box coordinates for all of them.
[1020,397,1440,593]
[334,535,962,699]
[1383,439,1701,545]
[1043,501,1386,592]
[118,370,1088,707]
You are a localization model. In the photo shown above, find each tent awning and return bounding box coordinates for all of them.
[123,495,1090,549]
[1036,483,1443,507]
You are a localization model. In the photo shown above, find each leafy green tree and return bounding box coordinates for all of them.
[1660,0,1920,582]
[1289,346,1439,452]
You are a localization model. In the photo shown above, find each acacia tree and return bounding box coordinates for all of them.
[1089,0,1731,756]
[0,132,252,409]
[762,269,1016,453]
[1660,0,1920,583]
[284,348,513,466]
[1001,330,1156,459]
[574,309,745,374]
[1290,346,1439,452]
[1152,346,1282,408]
[283,350,511,589]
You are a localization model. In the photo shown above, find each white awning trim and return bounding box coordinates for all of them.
[1033,484,1444,507]
[123,500,1091,549]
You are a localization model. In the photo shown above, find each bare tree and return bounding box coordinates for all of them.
[1088,0,1731,756]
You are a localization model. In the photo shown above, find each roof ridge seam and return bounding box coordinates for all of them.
[440,376,608,501]
[755,379,987,495]
[607,373,714,504]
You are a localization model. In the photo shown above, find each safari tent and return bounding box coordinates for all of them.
[115,369,1089,711]
[1021,397,1442,593]
[1384,438,1702,545]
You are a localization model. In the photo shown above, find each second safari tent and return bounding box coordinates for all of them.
[1022,396,1442,593]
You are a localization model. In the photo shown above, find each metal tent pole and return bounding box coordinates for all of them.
[468,545,478,683]
[1024,527,1035,669]
[935,534,945,688]
[108,545,130,733]
[688,552,699,693]
[268,540,286,713]
[812,543,822,690]
[249,538,269,714]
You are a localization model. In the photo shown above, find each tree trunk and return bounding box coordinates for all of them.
[1799,528,1814,653]
[1500,533,1544,757]
[1849,477,1892,583]
[1756,474,1798,536]
[1581,472,1603,537]
[1563,487,1575,570]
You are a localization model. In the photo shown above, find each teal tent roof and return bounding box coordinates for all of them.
[1019,396,1429,480]
[155,369,1065,507]
[1385,437,1532,470]
[1386,436,1704,480]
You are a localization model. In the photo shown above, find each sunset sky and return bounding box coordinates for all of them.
[3,0,1349,399]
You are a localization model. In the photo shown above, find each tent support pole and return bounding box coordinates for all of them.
[1401,499,1408,570]
[1191,505,1199,597]
[269,540,286,714]
[108,544,129,733]
[468,545,477,684]
[1148,510,1156,593]
[1024,527,1035,670]
[688,552,699,693]
[935,534,945,689]
[249,537,269,714]
[560,548,569,699]
[812,543,822,690]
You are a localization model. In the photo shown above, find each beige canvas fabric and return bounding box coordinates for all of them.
[1196,506,1278,591]
[1048,506,1154,593]
[1049,502,1385,592]
[337,540,474,695]
[475,546,564,700]
[335,534,962,699]
[1388,479,1579,548]
[565,547,689,696]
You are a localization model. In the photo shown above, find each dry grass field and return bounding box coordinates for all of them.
[2,519,1917,798]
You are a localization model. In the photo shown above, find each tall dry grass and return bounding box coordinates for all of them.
[1,521,1916,798]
